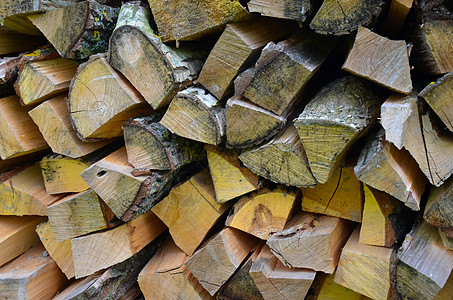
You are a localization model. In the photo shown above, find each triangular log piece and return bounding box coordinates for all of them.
[138,236,212,300]
[17,58,77,106]
[68,54,152,140]
[160,87,226,145]
[0,26,45,56]
[438,229,453,251]
[424,177,453,238]
[29,95,109,158]
[266,212,354,273]
[28,0,119,59]
[393,221,453,299]
[36,221,74,279]
[294,76,380,184]
[109,2,207,110]
[248,0,314,22]
[334,227,393,300]
[239,124,317,188]
[147,0,250,42]
[185,227,259,296]
[313,272,371,300]
[0,244,68,299]
[0,216,45,267]
[342,26,412,94]
[301,166,363,222]
[197,17,296,100]
[354,127,426,211]
[226,187,299,240]
[310,0,383,35]
[249,244,316,300]
[71,209,166,278]
[0,95,48,159]
[381,0,414,37]
[206,144,260,204]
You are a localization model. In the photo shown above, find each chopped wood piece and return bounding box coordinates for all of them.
[71,209,166,278]
[0,26,45,55]
[185,227,259,296]
[424,177,453,237]
[68,54,152,140]
[314,273,371,300]
[342,26,412,94]
[138,236,212,300]
[435,271,453,300]
[36,221,74,279]
[249,245,316,300]
[310,0,384,35]
[0,244,68,300]
[197,17,296,100]
[147,0,250,42]
[381,0,414,36]
[393,221,453,300]
[239,124,317,188]
[334,227,393,300]
[160,87,226,145]
[301,166,363,222]
[294,76,380,184]
[248,0,314,22]
[267,212,354,273]
[29,95,109,158]
[0,216,45,267]
[17,58,77,106]
[152,169,231,255]
[226,187,299,240]
[419,72,453,132]
[206,145,260,204]
[0,95,48,159]
[354,127,426,211]
[438,229,453,250]
[28,0,119,59]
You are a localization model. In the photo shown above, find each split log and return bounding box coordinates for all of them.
[393,221,453,300]
[109,2,207,110]
[0,26,45,55]
[29,95,109,158]
[239,124,317,188]
[160,87,226,145]
[147,0,250,42]
[266,212,354,273]
[310,0,384,35]
[423,177,453,237]
[335,227,393,300]
[17,58,77,106]
[0,244,68,300]
[28,0,119,60]
[206,145,260,204]
[438,229,453,251]
[68,54,152,140]
[225,187,299,240]
[294,76,380,184]
[301,166,363,222]
[185,227,259,296]
[71,209,166,278]
[197,17,296,100]
[381,0,414,36]
[314,273,371,300]
[248,0,314,22]
[0,95,48,159]
[436,271,453,300]
[342,26,412,94]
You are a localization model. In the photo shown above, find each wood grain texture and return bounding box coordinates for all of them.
[424,177,453,238]
[248,0,314,21]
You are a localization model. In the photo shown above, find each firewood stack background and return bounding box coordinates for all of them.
[0,0,452,299]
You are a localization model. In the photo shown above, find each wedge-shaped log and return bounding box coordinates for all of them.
[314,272,371,300]
[248,0,314,22]
[0,244,68,300]
[160,87,226,145]
[0,95,48,159]
[71,209,166,278]
[185,227,259,296]
[28,0,119,59]
[152,169,230,255]
[109,3,207,110]
[424,177,453,238]
[138,236,212,300]
[294,76,380,184]
[250,245,316,300]
[239,125,317,188]
[17,58,77,106]
[381,0,414,37]
[301,166,363,222]
[267,212,354,273]
[68,54,151,140]
[206,145,260,204]
[334,227,393,300]
[342,26,412,94]
[0,26,45,55]
[226,187,298,240]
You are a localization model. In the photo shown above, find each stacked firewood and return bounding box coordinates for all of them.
[0,0,452,299]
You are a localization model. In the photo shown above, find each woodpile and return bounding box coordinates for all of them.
[0,0,452,299]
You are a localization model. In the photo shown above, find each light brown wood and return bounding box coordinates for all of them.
[314,273,371,300]
[52,272,102,300]
[381,0,414,36]
[0,26,45,55]
[435,271,453,300]
[424,177,453,238]
[248,0,314,21]
[438,229,453,251]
